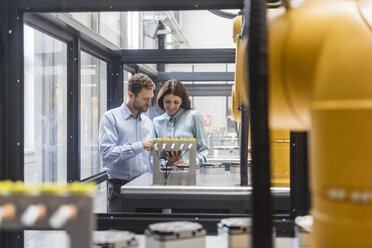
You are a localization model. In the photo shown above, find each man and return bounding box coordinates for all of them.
[99,73,155,212]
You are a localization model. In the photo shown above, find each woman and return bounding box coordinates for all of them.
[153,79,209,166]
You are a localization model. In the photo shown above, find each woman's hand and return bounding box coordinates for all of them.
[166,150,182,166]
[174,160,188,165]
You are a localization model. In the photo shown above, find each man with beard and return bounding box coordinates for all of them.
[99,73,155,212]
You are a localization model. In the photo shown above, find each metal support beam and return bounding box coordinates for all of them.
[156,23,166,72]
[154,25,165,104]
[240,107,249,186]
[290,132,310,217]
[67,36,81,182]
[159,72,234,82]
[184,84,233,96]
[81,171,108,184]
[0,0,24,181]
[97,213,294,237]
[25,13,120,57]
[123,64,159,80]
[51,13,121,56]
[24,13,73,43]
[19,0,243,12]
[0,1,24,247]
[121,49,236,64]
[107,57,124,110]
[0,231,24,248]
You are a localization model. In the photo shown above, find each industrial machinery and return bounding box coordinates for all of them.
[295,215,313,248]
[145,221,206,248]
[0,181,95,248]
[205,126,240,158]
[267,0,372,246]
[152,138,197,185]
[93,230,138,248]
[232,16,291,188]
[218,217,252,248]
[230,0,372,246]
[270,130,290,187]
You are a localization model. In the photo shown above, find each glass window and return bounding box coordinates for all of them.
[80,51,107,179]
[193,64,228,72]
[69,12,98,31]
[126,12,141,49]
[165,64,193,72]
[227,96,238,134]
[99,12,121,47]
[193,96,239,158]
[181,10,237,49]
[93,181,107,213]
[67,10,238,49]
[24,25,68,184]
[123,69,131,102]
[193,96,227,127]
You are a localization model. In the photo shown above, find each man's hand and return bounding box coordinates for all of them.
[142,140,153,151]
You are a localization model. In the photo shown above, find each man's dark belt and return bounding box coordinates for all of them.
[108,178,129,185]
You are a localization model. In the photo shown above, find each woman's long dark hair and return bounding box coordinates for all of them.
[156,79,193,111]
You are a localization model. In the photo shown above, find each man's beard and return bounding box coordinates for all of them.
[133,100,149,113]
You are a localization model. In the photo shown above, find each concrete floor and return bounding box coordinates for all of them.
[25,231,299,248]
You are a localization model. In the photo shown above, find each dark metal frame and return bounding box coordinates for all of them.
[1,1,25,182]
[123,64,158,80]
[16,0,243,12]
[81,171,108,184]
[107,56,124,109]
[67,36,82,182]
[0,1,310,246]
[97,213,294,237]
[121,49,235,64]
[121,190,290,215]
[184,84,233,96]
[1,2,25,247]
[24,14,73,42]
[290,132,310,217]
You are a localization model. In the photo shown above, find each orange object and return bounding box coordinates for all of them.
[270,130,290,187]
[37,204,47,220]
[0,203,16,221]
[66,204,78,220]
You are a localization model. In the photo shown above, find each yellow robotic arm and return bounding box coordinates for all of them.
[233,15,291,187]
[232,15,249,122]
[268,0,372,247]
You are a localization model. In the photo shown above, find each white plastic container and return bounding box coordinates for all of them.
[93,230,138,248]
[295,215,313,248]
[145,221,206,248]
[218,217,252,248]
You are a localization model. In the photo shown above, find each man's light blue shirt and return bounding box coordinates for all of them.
[153,108,209,165]
[99,103,153,181]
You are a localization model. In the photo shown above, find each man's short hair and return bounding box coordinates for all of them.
[128,73,155,96]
